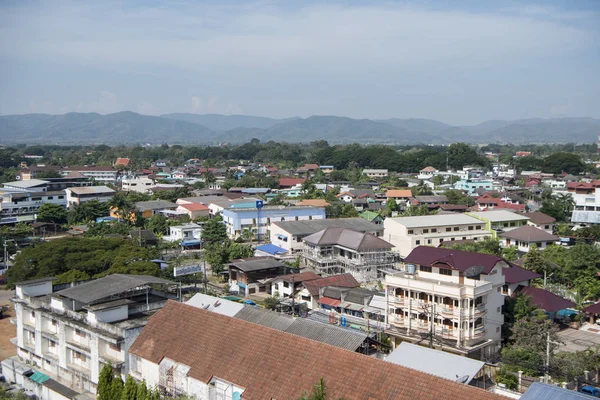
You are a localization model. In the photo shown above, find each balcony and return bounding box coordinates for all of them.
[66,339,91,354]
[387,273,492,298]
[67,362,91,376]
[472,327,487,339]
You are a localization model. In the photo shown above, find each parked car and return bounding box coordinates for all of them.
[580,386,600,397]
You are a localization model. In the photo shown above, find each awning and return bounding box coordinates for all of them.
[343,303,364,312]
[318,297,341,307]
[29,371,50,384]
[181,239,201,246]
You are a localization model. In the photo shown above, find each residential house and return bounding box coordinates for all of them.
[65,186,115,208]
[162,223,202,246]
[229,257,291,296]
[254,243,288,258]
[383,214,491,257]
[278,177,306,189]
[128,301,503,400]
[502,264,540,297]
[134,200,178,218]
[413,195,448,209]
[571,188,600,225]
[270,218,384,254]
[467,210,530,236]
[359,210,384,225]
[418,166,438,180]
[220,205,326,239]
[337,189,375,203]
[9,275,176,395]
[454,179,494,196]
[270,271,321,299]
[516,286,575,320]
[567,182,597,195]
[312,286,386,329]
[176,203,210,219]
[524,212,556,234]
[385,246,508,358]
[301,228,398,282]
[114,158,130,168]
[499,225,559,253]
[475,194,526,212]
[319,165,334,174]
[362,169,388,179]
[515,151,531,157]
[297,164,319,174]
[385,189,413,202]
[299,273,360,310]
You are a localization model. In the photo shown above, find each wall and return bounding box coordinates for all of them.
[87,305,128,324]
[17,281,53,298]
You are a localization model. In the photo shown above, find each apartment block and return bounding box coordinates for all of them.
[571,188,600,225]
[383,214,492,257]
[8,275,176,395]
[384,247,507,359]
[467,210,530,237]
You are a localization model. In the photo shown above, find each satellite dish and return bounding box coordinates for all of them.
[464,265,484,278]
[455,375,470,384]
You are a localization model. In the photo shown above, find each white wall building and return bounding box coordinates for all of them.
[65,186,115,208]
[383,214,492,257]
[163,223,202,243]
[0,190,66,224]
[121,176,155,193]
[362,169,388,178]
[571,188,600,225]
[8,275,176,395]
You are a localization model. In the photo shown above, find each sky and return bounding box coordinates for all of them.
[0,0,599,125]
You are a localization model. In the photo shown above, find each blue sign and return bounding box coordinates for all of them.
[255,200,264,209]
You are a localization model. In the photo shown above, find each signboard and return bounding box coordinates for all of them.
[255,200,264,209]
[174,264,203,277]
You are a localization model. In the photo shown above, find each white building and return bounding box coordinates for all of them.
[499,225,559,253]
[0,190,66,224]
[385,246,507,358]
[121,176,155,193]
[524,212,556,234]
[362,169,388,178]
[571,188,600,226]
[8,275,176,395]
[383,214,492,257]
[418,166,438,180]
[65,186,115,208]
[61,167,118,184]
[163,223,202,243]
[270,218,384,254]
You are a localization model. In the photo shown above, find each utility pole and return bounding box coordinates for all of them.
[545,331,550,384]
[429,302,434,349]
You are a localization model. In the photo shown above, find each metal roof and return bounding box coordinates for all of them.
[135,200,178,211]
[303,227,393,251]
[499,225,559,243]
[285,318,367,351]
[274,218,383,236]
[387,214,484,228]
[67,186,115,195]
[229,257,286,272]
[55,274,174,304]
[14,277,56,286]
[2,179,50,188]
[468,210,530,222]
[520,382,590,400]
[186,294,244,317]
[385,342,484,383]
[234,306,295,331]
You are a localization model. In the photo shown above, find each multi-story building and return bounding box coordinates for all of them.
[8,274,176,395]
[301,228,398,282]
[453,179,493,196]
[0,190,66,224]
[121,176,156,193]
[383,214,492,257]
[362,169,388,178]
[65,186,115,208]
[571,188,600,226]
[385,246,507,359]
[220,205,326,239]
[467,210,530,237]
[61,166,119,184]
[270,218,384,254]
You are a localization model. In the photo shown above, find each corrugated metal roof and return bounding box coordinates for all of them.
[285,318,367,351]
[385,342,484,384]
[520,382,590,400]
[469,210,530,222]
[234,306,295,331]
[67,186,115,195]
[317,297,341,307]
[229,257,286,272]
[303,227,393,251]
[273,218,383,236]
[186,294,244,317]
[388,214,484,228]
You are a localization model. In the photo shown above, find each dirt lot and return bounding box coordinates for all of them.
[0,289,16,360]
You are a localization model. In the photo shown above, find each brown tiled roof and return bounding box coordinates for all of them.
[499,225,559,243]
[303,273,360,296]
[385,189,412,198]
[517,286,575,313]
[304,228,393,251]
[503,264,541,284]
[297,199,330,207]
[404,246,504,274]
[523,212,556,225]
[129,301,504,400]
[275,271,321,283]
[278,177,306,187]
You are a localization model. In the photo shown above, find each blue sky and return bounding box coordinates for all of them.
[0,0,598,125]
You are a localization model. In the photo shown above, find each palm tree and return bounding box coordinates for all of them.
[109,192,134,222]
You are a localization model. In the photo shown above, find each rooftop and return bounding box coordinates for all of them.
[468,210,530,223]
[499,225,559,243]
[518,286,575,313]
[404,246,505,275]
[186,294,244,317]
[135,200,178,211]
[67,186,115,195]
[178,203,209,211]
[273,218,383,236]
[502,264,541,284]
[304,228,393,251]
[303,273,360,296]
[523,212,556,225]
[2,179,50,188]
[229,257,286,272]
[129,301,503,400]
[387,214,485,228]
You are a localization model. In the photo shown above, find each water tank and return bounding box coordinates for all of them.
[406,264,416,275]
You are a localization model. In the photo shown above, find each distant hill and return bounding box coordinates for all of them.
[0,112,599,145]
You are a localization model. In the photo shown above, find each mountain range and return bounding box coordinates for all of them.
[0,112,599,145]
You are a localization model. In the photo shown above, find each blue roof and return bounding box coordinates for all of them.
[256,243,287,255]
[181,239,201,246]
[521,382,590,400]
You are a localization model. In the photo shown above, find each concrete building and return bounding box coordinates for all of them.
[8,275,176,395]
[418,166,438,180]
[571,188,600,226]
[301,228,398,283]
[385,247,507,359]
[270,218,383,254]
[220,205,325,239]
[61,166,118,184]
[128,301,503,400]
[499,225,559,253]
[384,214,491,257]
[454,179,494,196]
[162,223,202,244]
[65,186,115,208]
[362,169,388,178]
[467,210,530,237]
[524,212,556,234]
[0,189,66,225]
[121,176,155,193]
[134,200,178,218]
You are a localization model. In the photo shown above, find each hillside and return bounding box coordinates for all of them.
[1,112,599,145]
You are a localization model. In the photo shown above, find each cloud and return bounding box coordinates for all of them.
[191,96,203,112]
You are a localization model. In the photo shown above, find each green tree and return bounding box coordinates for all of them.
[447,143,485,170]
[145,214,169,235]
[122,375,138,400]
[542,152,585,175]
[109,192,135,222]
[97,364,114,400]
[135,379,148,400]
[55,269,91,284]
[202,215,227,245]
[110,376,124,400]
[36,203,68,224]
[68,200,110,224]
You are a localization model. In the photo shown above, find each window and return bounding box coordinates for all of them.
[453,227,459,231]
[73,351,87,362]
[407,230,414,234]
[510,222,515,227]
[420,266,432,273]
[497,287,501,293]
[476,225,481,230]
[283,282,290,288]
[446,227,451,232]
[468,226,473,231]
[475,296,483,306]
[47,196,53,200]
[497,307,501,313]
[462,237,467,240]
[439,238,443,243]
[439,268,452,276]
[422,229,429,234]
[48,340,56,348]
[295,216,299,221]
[109,343,121,352]
[544,225,550,229]
[51,320,57,326]
[427,239,432,244]
[415,240,421,245]
[496,327,500,333]
[75,329,86,337]
[431,228,437,233]
[31,311,36,317]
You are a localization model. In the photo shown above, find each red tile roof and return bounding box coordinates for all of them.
[404,246,505,275]
[386,189,413,198]
[475,194,525,211]
[518,286,575,313]
[129,301,504,400]
[278,177,306,187]
[567,182,594,190]
[275,271,321,283]
[303,273,360,296]
[523,212,556,225]
[317,297,342,307]
[115,157,130,167]
[179,203,209,211]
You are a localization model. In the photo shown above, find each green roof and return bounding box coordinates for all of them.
[221,295,242,302]
[359,211,381,221]
[29,371,50,384]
